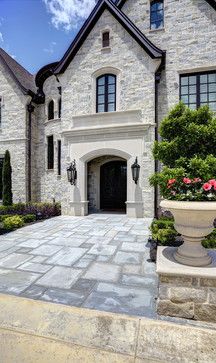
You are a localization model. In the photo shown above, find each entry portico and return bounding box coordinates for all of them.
[61,109,155,218]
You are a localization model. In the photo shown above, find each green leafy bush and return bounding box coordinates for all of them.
[2,150,13,206]
[3,215,24,230]
[202,230,216,249]
[22,214,36,223]
[150,217,178,245]
[0,214,13,222]
[150,103,216,200]
[150,217,216,248]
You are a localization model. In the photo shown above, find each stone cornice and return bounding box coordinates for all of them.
[0,137,27,143]
[61,123,155,139]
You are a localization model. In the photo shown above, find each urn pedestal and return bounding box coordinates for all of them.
[160,200,216,267]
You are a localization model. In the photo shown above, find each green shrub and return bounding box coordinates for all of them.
[2,150,13,206]
[0,214,12,222]
[3,215,24,230]
[150,217,216,248]
[150,103,216,200]
[202,230,216,249]
[150,218,178,245]
[0,202,61,218]
[22,214,36,223]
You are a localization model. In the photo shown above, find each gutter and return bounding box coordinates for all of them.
[154,56,166,218]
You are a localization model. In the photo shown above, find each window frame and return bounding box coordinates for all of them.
[47,135,54,170]
[180,70,216,111]
[96,74,116,113]
[150,0,164,30]
[48,100,54,120]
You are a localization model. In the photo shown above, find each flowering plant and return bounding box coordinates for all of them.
[165,177,216,201]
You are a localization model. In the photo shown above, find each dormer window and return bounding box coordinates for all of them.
[150,0,164,30]
[48,100,54,120]
[96,74,116,113]
[102,31,110,48]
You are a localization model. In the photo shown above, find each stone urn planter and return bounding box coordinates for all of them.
[160,200,216,267]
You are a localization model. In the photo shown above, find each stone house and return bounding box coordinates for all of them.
[0,0,216,217]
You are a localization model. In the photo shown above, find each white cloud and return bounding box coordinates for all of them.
[0,32,3,43]
[43,0,97,31]
[43,41,57,53]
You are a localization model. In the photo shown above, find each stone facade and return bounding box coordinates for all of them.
[157,247,216,323]
[0,0,216,216]
[158,274,216,323]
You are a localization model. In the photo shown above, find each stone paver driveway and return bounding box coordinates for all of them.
[0,214,157,317]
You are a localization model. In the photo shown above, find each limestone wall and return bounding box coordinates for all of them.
[122,0,216,121]
[0,62,29,202]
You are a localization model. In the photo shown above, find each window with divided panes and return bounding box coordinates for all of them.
[180,72,216,111]
[96,74,116,113]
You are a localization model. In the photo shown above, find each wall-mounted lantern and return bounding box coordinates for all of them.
[67,160,77,185]
[131,157,140,184]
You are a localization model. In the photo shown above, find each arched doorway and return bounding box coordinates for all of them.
[100,160,127,212]
[87,156,127,213]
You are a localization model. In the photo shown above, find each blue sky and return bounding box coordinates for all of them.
[0,0,96,74]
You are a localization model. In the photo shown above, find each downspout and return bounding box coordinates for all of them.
[154,55,165,218]
[27,103,35,202]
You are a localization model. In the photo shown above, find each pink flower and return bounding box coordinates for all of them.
[171,191,176,196]
[168,179,176,185]
[213,182,216,191]
[208,179,216,186]
[183,177,192,184]
[203,183,212,192]
[193,178,202,183]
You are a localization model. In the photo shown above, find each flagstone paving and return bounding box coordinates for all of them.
[0,214,157,317]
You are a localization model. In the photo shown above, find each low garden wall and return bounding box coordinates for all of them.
[157,247,216,323]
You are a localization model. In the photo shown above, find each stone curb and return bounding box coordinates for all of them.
[0,293,216,362]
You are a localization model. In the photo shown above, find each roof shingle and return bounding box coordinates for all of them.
[0,47,36,94]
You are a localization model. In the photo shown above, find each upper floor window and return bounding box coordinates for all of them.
[96,74,116,113]
[48,100,54,120]
[102,31,110,48]
[58,98,62,119]
[150,0,164,30]
[180,72,216,111]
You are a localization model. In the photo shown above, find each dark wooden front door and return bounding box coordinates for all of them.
[100,160,127,211]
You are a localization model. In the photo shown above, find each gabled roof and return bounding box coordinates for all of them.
[54,0,164,75]
[117,0,216,11]
[0,48,36,95]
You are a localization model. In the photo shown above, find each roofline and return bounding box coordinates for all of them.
[117,0,216,11]
[205,0,216,10]
[0,51,31,95]
[54,0,164,74]
[35,61,59,89]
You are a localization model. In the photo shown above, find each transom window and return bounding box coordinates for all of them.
[96,74,116,113]
[150,0,164,30]
[180,72,216,111]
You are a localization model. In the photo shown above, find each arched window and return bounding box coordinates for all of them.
[96,74,116,113]
[48,100,54,120]
[150,0,164,29]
